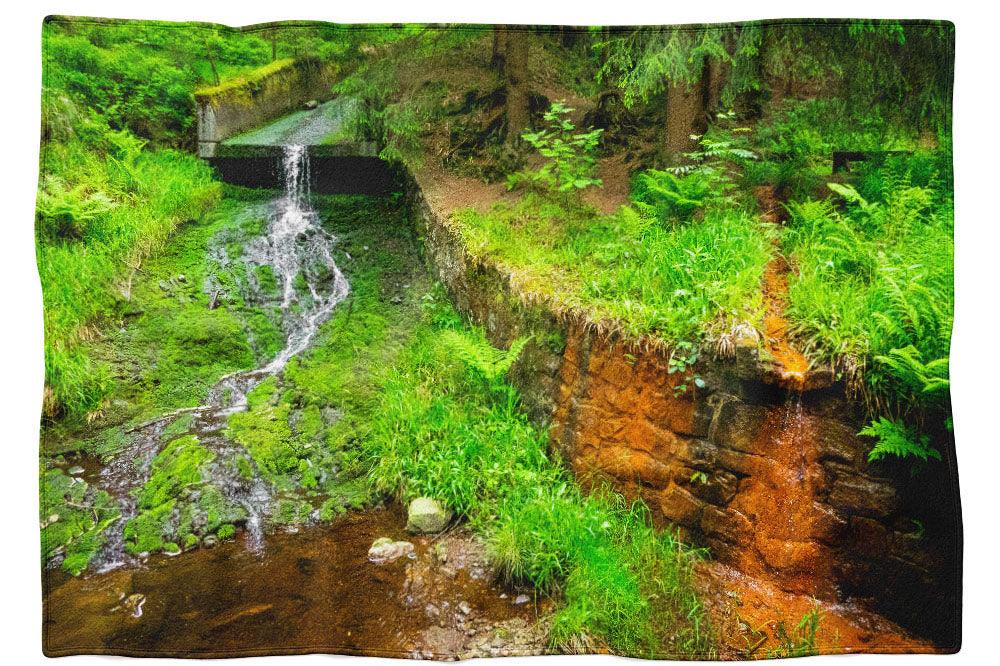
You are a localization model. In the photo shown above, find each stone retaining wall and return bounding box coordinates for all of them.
[407,171,960,643]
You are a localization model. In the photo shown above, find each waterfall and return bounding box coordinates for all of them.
[87,144,351,568]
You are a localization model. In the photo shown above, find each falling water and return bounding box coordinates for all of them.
[86,145,350,568]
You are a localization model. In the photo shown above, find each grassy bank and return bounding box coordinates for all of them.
[358,291,712,656]
[453,194,772,346]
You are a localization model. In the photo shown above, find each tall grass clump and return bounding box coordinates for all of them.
[361,297,712,656]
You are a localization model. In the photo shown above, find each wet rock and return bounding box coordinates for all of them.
[458,601,472,615]
[828,475,899,518]
[304,99,319,110]
[67,466,84,476]
[512,594,530,605]
[367,536,415,564]
[406,497,452,534]
[112,593,146,618]
[659,485,705,527]
[202,535,218,548]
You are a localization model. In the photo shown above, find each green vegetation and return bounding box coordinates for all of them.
[508,102,603,193]
[781,153,953,461]
[453,193,771,345]
[124,435,246,554]
[40,467,121,574]
[37,126,220,420]
[361,301,711,656]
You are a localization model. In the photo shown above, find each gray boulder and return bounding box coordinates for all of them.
[406,497,453,534]
[368,537,415,564]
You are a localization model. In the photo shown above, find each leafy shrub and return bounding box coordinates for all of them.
[509,102,604,193]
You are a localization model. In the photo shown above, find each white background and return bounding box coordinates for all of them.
[2,1,996,663]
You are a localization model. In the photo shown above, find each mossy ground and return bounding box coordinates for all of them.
[226,193,430,524]
[40,467,121,575]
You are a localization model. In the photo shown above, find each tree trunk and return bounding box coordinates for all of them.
[665,80,706,159]
[492,25,531,145]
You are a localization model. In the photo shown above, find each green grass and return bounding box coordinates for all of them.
[782,154,953,413]
[37,134,222,420]
[452,193,772,345]
[360,303,712,657]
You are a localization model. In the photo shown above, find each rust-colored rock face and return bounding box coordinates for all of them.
[551,325,839,597]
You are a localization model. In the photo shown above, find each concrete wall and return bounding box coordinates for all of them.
[195,58,341,157]
[406,170,961,645]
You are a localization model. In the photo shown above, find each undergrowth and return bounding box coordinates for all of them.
[453,194,771,346]
[361,293,712,657]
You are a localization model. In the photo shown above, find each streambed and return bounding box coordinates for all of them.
[43,506,547,658]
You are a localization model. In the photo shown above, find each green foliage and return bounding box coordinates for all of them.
[783,155,952,410]
[37,130,221,420]
[40,467,121,575]
[783,154,952,466]
[440,330,529,383]
[861,417,941,464]
[361,304,711,656]
[631,169,718,224]
[509,102,603,193]
[453,194,771,344]
[597,27,728,105]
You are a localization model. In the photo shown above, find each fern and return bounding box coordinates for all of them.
[860,417,941,463]
[874,346,950,405]
[441,330,531,384]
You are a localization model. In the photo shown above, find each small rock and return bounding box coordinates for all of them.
[202,535,218,548]
[176,274,187,283]
[513,594,530,605]
[458,601,472,615]
[368,536,415,564]
[67,466,85,476]
[406,497,452,534]
[304,99,319,110]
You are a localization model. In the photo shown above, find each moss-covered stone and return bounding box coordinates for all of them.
[40,467,121,575]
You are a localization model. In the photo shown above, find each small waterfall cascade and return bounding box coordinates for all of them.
[84,144,350,570]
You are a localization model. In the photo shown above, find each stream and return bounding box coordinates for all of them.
[43,145,545,657]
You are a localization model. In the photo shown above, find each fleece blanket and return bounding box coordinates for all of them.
[38,16,959,658]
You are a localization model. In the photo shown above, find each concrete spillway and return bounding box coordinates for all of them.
[205,98,396,195]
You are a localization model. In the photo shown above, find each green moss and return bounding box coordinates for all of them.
[254,264,281,299]
[271,498,313,526]
[217,524,236,540]
[194,58,296,98]
[123,499,175,554]
[137,435,213,511]
[318,478,374,521]
[40,467,121,574]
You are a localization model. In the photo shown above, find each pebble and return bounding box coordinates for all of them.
[67,466,85,475]
[513,594,530,605]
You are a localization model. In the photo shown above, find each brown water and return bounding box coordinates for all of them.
[43,505,547,658]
